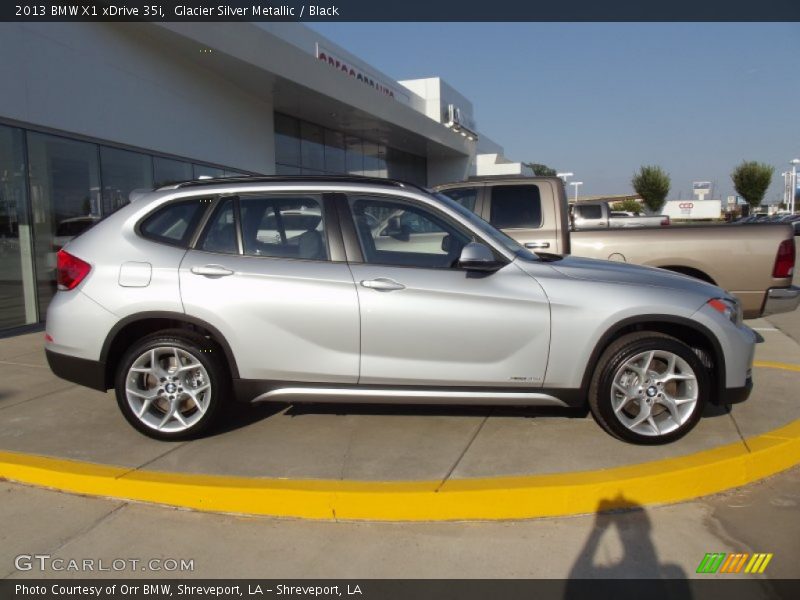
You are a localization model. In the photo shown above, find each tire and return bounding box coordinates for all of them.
[588,332,709,445]
[114,329,229,441]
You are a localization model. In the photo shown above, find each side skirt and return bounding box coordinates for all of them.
[233,380,585,408]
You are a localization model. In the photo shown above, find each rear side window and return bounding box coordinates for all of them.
[490,185,542,229]
[140,199,208,246]
[440,187,479,213]
[577,204,603,219]
[240,195,328,261]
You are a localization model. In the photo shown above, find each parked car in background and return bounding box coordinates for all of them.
[46,176,757,445]
[436,177,799,318]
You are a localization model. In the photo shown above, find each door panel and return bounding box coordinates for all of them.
[180,252,360,383]
[351,263,550,387]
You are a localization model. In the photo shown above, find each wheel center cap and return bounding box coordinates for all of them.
[646,386,658,398]
[165,383,177,394]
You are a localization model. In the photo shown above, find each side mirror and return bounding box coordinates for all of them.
[458,242,503,272]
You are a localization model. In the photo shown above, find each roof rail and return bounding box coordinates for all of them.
[158,175,419,191]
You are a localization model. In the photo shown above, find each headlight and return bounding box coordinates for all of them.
[708,297,743,326]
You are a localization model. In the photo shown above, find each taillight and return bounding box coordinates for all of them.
[57,249,91,290]
[660,216,670,226]
[773,239,795,279]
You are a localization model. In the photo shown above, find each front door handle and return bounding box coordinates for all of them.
[525,242,550,249]
[191,265,234,277]
[360,278,405,291]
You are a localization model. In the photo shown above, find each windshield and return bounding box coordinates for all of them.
[432,192,539,261]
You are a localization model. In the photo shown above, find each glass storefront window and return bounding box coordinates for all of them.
[0,125,37,329]
[27,132,101,315]
[154,157,192,187]
[100,146,153,214]
[324,130,346,174]
[193,164,225,179]
[300,122,324,172]
[275,113,301,168]
[273,113,426,185]
[362,141,387,178]
[345,136,363,175]
[276,164,302,175]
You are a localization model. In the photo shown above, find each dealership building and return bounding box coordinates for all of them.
[0,21,530,332]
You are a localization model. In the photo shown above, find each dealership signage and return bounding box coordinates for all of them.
[693,181,712,200]
[315,44,410,104]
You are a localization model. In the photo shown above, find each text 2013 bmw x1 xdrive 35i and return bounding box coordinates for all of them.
[45,176,758,444]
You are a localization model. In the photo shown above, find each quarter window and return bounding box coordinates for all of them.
[349,196,470,269]
[140,199,208,247]
[489,185,542,229]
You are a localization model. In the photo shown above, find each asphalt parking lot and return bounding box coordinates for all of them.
[0,293,798,578]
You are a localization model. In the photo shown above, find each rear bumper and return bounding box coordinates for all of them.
[723,376,753,405]
[762,285,800,316]
[45,349,107,391]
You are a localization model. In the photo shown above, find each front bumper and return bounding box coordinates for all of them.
[763,285,800,316]
[724,376,753,405]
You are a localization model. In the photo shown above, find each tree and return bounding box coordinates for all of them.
[631,166,670,213]
[731,161,773,209]
[611,199,643,214]
[523,162,557,177]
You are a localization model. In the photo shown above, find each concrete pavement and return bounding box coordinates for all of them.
[1,466,797,579]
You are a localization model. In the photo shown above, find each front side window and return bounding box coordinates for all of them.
[349,196,470,269]
[140,199,207,247]
[489,185,542,229]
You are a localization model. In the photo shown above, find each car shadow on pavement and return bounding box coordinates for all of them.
[565,493,691,597]
[209,401,588,437]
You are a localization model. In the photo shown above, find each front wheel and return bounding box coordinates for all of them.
[114,330,228,440]
[588,332,709,444]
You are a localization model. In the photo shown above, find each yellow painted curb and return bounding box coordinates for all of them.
[0,418,798,522]
[753,360,800,372]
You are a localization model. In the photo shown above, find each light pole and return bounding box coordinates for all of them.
[557,172,574,184]
[791,159,800,214]
[570,181,584,203]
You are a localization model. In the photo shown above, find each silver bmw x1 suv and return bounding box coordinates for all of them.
[45,176,756,444]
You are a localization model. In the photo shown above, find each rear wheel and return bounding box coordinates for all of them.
[114,330,228,440]
[588,332,708,444]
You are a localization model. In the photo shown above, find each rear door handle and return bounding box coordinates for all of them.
[360,278,405,291]
[191,265,234,277]
[525,242,550,249]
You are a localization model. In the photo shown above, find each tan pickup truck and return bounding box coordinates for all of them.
[436,177,799,318]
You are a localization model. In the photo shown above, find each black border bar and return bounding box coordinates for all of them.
[4,0,800,22]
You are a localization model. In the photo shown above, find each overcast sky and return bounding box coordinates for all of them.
[309,23,800,202]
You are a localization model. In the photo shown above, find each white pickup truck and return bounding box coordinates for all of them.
[571,200,669,229]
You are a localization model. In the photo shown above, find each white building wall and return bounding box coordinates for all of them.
[0,22,276,174]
